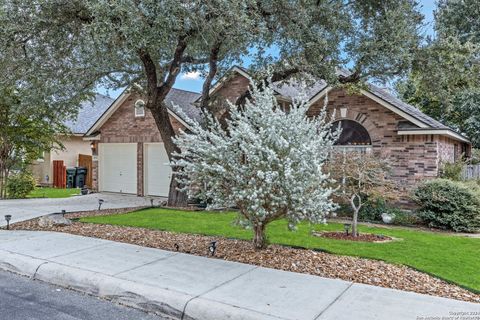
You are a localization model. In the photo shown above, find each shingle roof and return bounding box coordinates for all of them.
[164,88,202,122]
[64,94,114,134]
[367,84,449,130]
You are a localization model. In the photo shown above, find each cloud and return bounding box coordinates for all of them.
[181,71,202,80]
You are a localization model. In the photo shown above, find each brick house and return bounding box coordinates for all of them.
[85,67,471,197]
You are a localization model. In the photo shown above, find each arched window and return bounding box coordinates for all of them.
[332,119,372,152]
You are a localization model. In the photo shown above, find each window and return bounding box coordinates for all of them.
[331,119,372,153]
[134,99,145,117]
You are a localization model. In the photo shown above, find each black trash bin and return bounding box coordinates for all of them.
[66,168,77,188]
[75,167,88,189]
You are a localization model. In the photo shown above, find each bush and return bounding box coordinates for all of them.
[439,160,465,181]
[413,179,480,232]
[6,172,36,199]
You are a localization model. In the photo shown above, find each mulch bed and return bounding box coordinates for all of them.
[314,231,393,242]
[6,209,480,304]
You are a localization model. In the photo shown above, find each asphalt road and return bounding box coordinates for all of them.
[0,270,165,320]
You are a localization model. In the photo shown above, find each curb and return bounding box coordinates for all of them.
[0,249,280,320]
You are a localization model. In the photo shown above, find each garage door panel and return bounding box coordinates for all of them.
[145,143,171,197]
[99,143,137,194]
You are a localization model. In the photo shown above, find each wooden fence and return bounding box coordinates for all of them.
[52,160,66,188]
[462,164,480,180]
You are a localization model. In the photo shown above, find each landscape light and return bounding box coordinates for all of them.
[174,243,180,251]
[98,199,104,210]
[208,241,217,256]
[4,215,12,230]
[343,223,351,236]
[150,198,154,207]
[61,210,66,217]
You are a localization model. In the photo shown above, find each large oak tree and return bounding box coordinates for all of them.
[1,0,423,205]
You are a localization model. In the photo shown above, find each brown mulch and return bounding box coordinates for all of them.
[7,210,480,304]
[314,231,393,242]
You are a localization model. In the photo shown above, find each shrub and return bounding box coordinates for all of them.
[439,160,465,181]
[6,172,36,199]
[413,179,480,232]
[391,209,420,226]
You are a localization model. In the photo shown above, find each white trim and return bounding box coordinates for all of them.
[307,86,330,106]
[82,134,101,141]
[85,91,130,136]
[166,109,193,131]
[206,66,251,98]
[360,90,428,128]
[86,90,193,135]
[397,130,470,143]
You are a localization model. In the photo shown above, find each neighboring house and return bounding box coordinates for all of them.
[84,67,471,198]
[31,94,113,187]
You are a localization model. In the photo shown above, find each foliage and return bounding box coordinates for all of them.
[81,208,480,292]
[27,187,80,199]
[397,0,480,147]
[413,179,480,233]
[6,171,36,199]
[172,80,339,249]
[439,159,466,181]
[391,209,420,226]
[469,148,480,165]
[327,151,397,236]
[2,0,424,205]
[0,88,67,199]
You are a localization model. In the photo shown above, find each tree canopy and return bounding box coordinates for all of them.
[397,0,480,147]
[1,0,424,204]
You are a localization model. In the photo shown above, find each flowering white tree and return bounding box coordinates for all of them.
[172,81,339,249]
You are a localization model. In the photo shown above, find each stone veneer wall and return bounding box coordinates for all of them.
[91,93,184,195]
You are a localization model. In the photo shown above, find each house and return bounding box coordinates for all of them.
[84,67,471,197]
[31,94,113,187]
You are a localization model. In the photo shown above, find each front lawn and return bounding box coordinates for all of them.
[80,208,480,292]
[27,187,80,198]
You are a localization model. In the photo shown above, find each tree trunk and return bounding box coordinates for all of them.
[352,208,359,237]
[167,175,188,207]
[253,223,267,250]
[350,194,362,237]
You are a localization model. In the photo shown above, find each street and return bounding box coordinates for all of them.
[0,270,164,320]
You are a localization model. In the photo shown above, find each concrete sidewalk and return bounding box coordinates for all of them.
[0,231,478,319]
[0,193,161,227]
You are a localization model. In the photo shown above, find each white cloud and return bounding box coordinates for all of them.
[181,71,201,80]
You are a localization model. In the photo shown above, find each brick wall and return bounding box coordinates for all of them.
[308,88,442,190]
[92,93,185,195]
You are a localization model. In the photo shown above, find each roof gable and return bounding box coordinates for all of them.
[85,88,201,136]
[64,94,114,134]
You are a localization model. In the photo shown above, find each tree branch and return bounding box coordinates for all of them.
[200,41,222,111]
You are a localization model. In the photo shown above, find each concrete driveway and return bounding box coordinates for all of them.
[0,193,164,227]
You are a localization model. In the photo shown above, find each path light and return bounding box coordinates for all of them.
[150,198,154,207]
[61,210,66,217]
[174,243,179,251]
[98,199,104,210]
[208,241,217,256]
[343,223,351,236]
[4,215,12,230]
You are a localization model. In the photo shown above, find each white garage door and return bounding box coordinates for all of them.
[144,143,172,197]
[98,143,137,194]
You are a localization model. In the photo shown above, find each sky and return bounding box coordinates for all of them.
[99,0,438,99]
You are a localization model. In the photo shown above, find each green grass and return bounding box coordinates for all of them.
[27,187,80,198]
[80,208,480,292]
